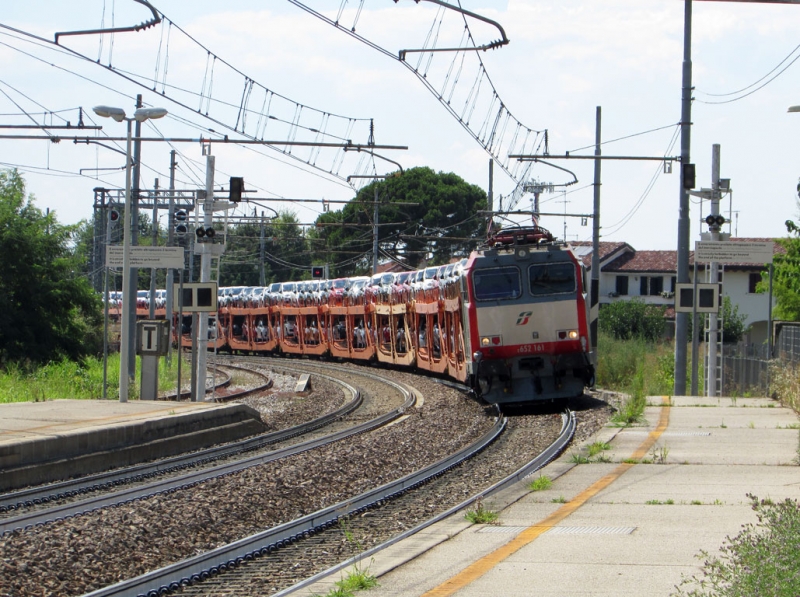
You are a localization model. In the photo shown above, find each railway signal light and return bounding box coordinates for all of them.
[682,163,696,190]
[229,177,244,203]
[174,209,188,237]
[312,266,324,279]
[705,214,725,227]
[195,226,215,239]
[108,209,120,225]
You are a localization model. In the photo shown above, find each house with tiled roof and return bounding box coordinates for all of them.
[572,239,779,344]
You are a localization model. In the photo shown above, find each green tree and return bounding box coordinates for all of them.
[759,219,800,321]
[219,220,270,287]
[720,296,749,344]
[312,166,487,276]
[598,298,667,342]
[0,169,102,367]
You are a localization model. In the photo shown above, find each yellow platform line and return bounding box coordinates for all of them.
[422,396,672,597]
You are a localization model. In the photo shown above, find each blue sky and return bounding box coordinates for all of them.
[2,1,800,251]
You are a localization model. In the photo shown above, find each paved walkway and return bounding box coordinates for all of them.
[302,395,799,597]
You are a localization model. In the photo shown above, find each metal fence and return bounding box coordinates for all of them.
[721,322,800,397]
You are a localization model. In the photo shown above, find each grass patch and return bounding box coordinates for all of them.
[674,495,800,596]
[334,567,378,594]
[570,453,590,464]
[587,441,611,457]
[0,353,182,402]
[464,498,499,524]
[528,476,552,492]
[551,496,568,504]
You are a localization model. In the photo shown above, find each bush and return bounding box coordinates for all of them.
[599,298,666,342]
[674,495,800,597]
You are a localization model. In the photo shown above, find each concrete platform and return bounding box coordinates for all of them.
[0,399,266,491]
[301,395,799,597]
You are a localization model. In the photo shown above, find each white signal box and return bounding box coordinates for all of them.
[173,282,218,312]
[675,283,720,314]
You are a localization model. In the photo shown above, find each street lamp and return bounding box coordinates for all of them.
[93,104,167,402]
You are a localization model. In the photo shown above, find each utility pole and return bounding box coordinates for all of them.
[149,178,159,319]
[590,106,602,366]
[674,0,693,396]
[260,213,266,286]
[127,93,144,385]
[487,160,494,235]
[706,144,721,397]
[165,150,177,366]
[373,184,379,275]
[195,151,215,402]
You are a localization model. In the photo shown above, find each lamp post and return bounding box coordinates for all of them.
[93,104,167,402]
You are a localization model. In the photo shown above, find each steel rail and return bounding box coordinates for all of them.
[1,371,415,534]
[81,413,505,597]
[278,409,576,597]
[0,368,357,516]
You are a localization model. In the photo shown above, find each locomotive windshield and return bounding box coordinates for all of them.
[472,267,521,301]
[528,262,576,296]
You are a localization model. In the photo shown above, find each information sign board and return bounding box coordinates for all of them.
[106,246,185,269]
[694,241,773,265]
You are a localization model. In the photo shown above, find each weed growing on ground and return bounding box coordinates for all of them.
[528,476,552,492]
[334,566,378,594]
[570,453,590,464]
[691,500,703,505]
[551,496,567,504]
[796,429,800,466]
[464,497,499,524]
[587,441,611,457]
[650,443,670,464]
[673,495,800,597]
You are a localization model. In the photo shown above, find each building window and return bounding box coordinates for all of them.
[671,276,676,292]
[650,276,664,296]
[748,272,762,294]
[616,275,629,296]
[639,276,664,296]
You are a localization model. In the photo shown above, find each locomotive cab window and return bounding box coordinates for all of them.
[472,267,521,301]
[528,262,576,296]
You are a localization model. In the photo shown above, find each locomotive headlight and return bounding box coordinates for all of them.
[568,330,579,339]
[481,337,491,346]
[557,329,579,340]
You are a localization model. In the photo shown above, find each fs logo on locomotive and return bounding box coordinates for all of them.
[516,311,533,326]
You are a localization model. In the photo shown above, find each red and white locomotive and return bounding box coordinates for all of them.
[176,225,595,405]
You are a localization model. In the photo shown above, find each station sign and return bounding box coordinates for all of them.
[106,245,185,269]
[694,241,773,265]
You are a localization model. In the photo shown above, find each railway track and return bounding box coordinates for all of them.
[89,409,573,597]
[0,360,415,530]
[0,359,601,597]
